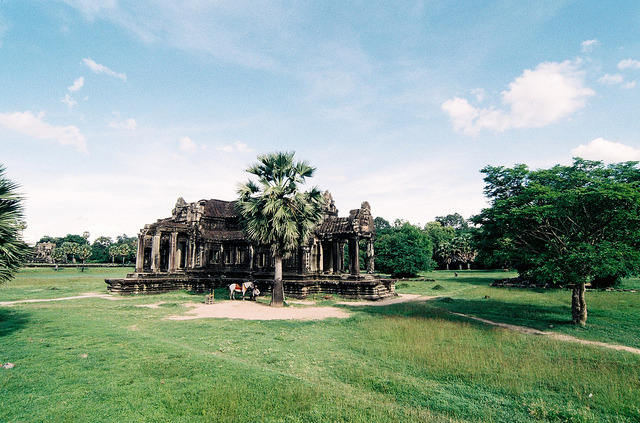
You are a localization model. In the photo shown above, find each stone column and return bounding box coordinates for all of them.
[332,241,341,274]
[366,239,375,274]
[190,239,197,268]
[349,237,360,276]
[336,241,344,273]
[249,245,254,270]
[168,232,178,272]
[325,241,333,274]
[151,233,161,273]
[301,246,310,274]
[135,234,144,273]
[317,241,324,272]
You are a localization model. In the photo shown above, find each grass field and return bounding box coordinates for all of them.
[1,268,639,422]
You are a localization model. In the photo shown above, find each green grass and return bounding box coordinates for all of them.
[1,268,639,422]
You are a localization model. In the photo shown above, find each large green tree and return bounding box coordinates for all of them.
[236,152,325,307]
[0,165,29,284]
[472,158,640,325]
[375,220,434,277]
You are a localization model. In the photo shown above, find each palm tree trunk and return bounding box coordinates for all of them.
[271,254,285,307]
[571,282,587,325]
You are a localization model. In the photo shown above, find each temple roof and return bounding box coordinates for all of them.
[316,217,354,235]
[203,199,238,219]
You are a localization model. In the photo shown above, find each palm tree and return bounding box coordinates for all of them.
[236,152,324,307]
[0,165,29,284]
[78,244,91,272]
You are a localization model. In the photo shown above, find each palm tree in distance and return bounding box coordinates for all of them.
[0,165,29,284]
[236,152,325,307]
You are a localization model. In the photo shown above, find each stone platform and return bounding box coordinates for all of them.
[105,271,396,301]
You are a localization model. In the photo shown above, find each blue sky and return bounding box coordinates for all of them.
[2,0,640,244]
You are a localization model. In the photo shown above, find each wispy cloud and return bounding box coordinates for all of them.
[598,73,624,85]
[83,58,127,81]
[68,76,84,91]
[442,60,594,135]
[61,94,77,108]
[571,138,640,162]
[108,112,137,130]
[219,141,253,154]
[581,39,599,52]
[0,111,87,152]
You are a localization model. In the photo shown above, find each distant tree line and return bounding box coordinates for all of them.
[35,233,137,269]
[373,212,478,278]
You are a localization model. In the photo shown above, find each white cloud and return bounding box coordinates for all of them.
[598,73,624,85]
[62,94,77,108]
[0,111,86,152]
[68,76,84,91]
[581,39,599,52]
[179,136,197,154]
[219,141,253,154]
[624,81,637,89]
[571,138,640,162]
[618,59,640,70]
[82,58,127,81]
[442,60,594,135]
[441,97,479,135]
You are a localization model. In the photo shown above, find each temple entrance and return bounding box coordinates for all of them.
[143,248,152,271]
[159,237,170,271]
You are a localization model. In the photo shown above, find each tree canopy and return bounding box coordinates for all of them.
[472,158,640,325]
[375,220,434,277]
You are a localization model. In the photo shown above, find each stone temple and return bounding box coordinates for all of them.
[106,192,395,299]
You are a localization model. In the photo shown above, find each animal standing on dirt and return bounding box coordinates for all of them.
[229,282,259,301]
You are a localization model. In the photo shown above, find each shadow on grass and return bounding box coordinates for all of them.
[346,297,574,332]
[0,308,29,337]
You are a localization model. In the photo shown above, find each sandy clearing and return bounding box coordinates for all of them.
[0,292,119,306]
[165,294,431,321]
[166,300,352,321]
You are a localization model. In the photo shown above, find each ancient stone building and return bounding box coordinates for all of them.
[106,192,395,299]
[33,241,55,263]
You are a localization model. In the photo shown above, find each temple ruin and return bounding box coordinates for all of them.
[105,192,395,299]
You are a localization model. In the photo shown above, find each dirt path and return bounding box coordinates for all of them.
[448,311,640,355]
[0,292,118,306]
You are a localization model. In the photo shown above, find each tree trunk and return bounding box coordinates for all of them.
[571,282,587,326]
[445,263,449,270]
[271,254,285,307]
[81,260,85,272]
